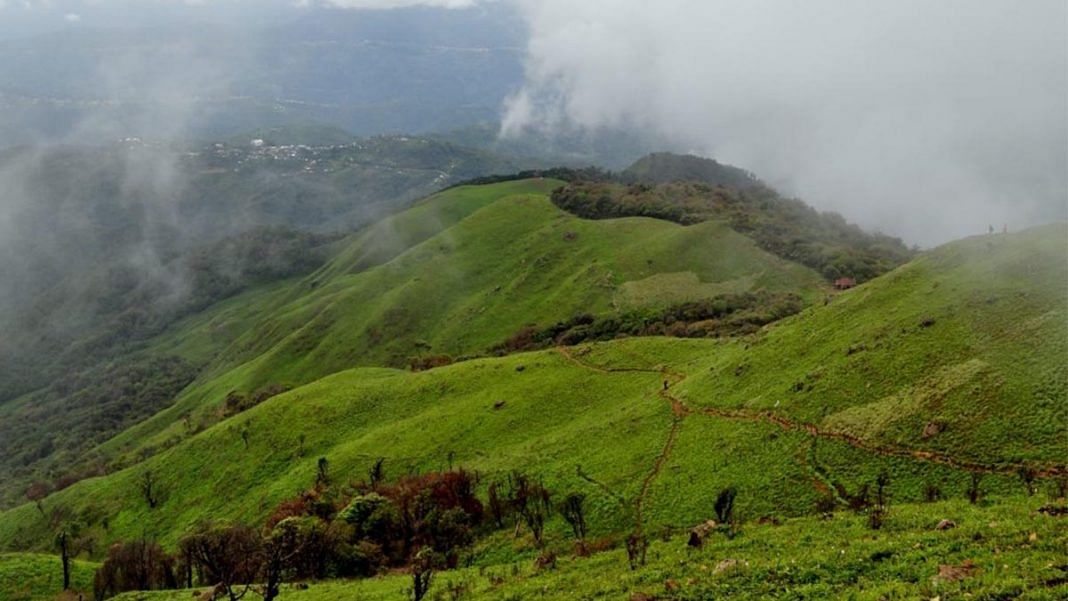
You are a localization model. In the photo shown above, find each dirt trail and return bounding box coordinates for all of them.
[556,346,689,532]
[556,345,1068,497]
[694,405,1068,479]
[634,416,683,533]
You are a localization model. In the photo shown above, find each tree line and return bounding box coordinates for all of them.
[551,181,914,283]
[92,461,589,601]
[491,292,804,355]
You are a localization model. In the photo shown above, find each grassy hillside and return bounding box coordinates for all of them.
[552,180,913,282]
[92,178,825,468]
[673,223,1067,466]
[0,225,1061,564]
[0,553,97,601]
[0,138,537,507]
[0,135,528,383]
[110,496,1066,601]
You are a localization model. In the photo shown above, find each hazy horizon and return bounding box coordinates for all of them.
[0,0,1065,245]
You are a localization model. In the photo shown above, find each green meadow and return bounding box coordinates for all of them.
[0,178,1063,600]
[111,496,1067,601]
[0,554,97,601]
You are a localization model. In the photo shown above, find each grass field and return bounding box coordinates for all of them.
[97,178,825,470]
[0,176,1062,600]
[0,554,97,601]
[109,496,1067,600]
[0,225,1061,561]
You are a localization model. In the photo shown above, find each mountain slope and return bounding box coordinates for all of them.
[0,224,1061,558]
[112,496,1066,601]
[0,138,535,508]
[94,177,825,466]
[674,223,1067,464]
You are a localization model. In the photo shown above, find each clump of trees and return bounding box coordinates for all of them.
[92,464,601,600]
[493,292,804,354]
[445,167,613,190]
[408,355,454,372]
[93,540,178,600]
[221,384,290,418]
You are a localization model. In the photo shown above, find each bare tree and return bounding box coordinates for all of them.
[261,521,303,601]
[409,549,436,601]
[868,472,889,530]
[559,493,588,542]
[55,529,72,590]
[507,472,551,546]
[1019,467,1037,496]
[714,487,737,525]
[369,457,385,489]
[315,457,331,490]
[139,470,162,509]
[487,482,505,529]
[967,473,983,504]
[180,523,263,601]
[625,533,647,570]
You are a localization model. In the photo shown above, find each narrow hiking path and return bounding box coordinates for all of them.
[635,416,682,533]
[557,345,688,533]
[556,344,1068,520]
[692,405,1068,479]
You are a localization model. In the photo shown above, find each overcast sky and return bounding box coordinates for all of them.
[500,0,1067,245]
[2,0,1065,245]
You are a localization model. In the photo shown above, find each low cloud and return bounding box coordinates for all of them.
[503,0,1067,246]
[309,0,481,7]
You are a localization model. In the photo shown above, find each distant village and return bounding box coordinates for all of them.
[114,134,449,179]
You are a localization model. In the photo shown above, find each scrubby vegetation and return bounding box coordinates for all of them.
[492,292,804,353]
[103,494,1068,601]
[552,180,913,282]
[90,466,573,599]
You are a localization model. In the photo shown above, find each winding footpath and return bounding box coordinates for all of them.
[556,345,1068,534]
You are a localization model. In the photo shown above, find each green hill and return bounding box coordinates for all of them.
[0,222,1061,566]
[552,178,914,282]
[84,178,826,471]
[622,151,762,188]
[0,141,536,508]
[0,170,1062,600]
